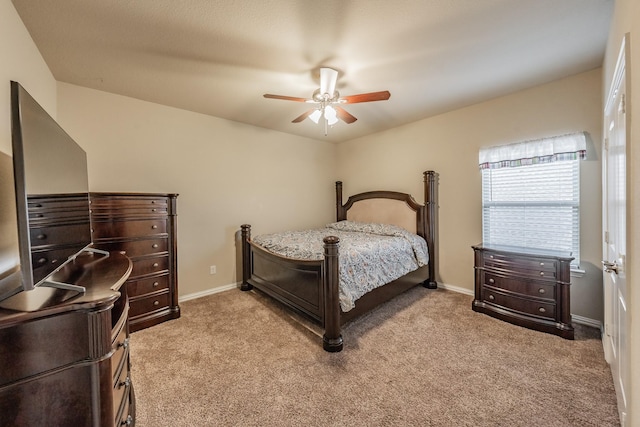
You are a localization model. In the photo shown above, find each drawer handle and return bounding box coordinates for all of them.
[489,255,494,259]
[153,281,159,287]
[488,278,495,284]
[151,200,156,204]
[152,243,159,248]
[539,307,546,313]
[121,415,133,426]
[37,257,48,265]
[152,262,159,268]
[539,271,545,276]
[488,295,495,301]
[540,262,545,266]
[117,338,129,349]
[36,234,47,240]
[151,225,158,229]
[118,377,131,389]
[538,288,545,294]
[152,208,157,212]
[153,300,160,306]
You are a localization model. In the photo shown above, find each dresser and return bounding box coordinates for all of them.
[90,193,180,332]
[0,251,135,426]
[472,244,574,339]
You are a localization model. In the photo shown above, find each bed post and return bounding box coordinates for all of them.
[240,224,253,291]
[322,236,343,352]
[424,171,438,289]
[336,181,346,221]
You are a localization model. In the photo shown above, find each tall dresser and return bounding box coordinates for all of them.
[90,193,180,332]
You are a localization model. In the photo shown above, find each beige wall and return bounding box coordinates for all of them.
[336,69,604,322]
[56,83,337,297]
[0,2,56,155]
[604,0,640,423]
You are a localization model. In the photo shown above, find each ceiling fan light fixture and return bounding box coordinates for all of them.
[309,109,322,124]
[324,105,338,125]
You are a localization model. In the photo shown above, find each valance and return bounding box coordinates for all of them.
[479,132,587,169]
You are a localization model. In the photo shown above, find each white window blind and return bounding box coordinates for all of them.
[481,160,580,267]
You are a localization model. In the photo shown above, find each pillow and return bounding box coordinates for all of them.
[326,220,410,237]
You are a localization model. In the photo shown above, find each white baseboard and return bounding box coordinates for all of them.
[179,282,239,303]
[571,314,603,330]
[438,282,474,296]
[438,282,603,330]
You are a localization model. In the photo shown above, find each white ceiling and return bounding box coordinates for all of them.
[12,0,614,143]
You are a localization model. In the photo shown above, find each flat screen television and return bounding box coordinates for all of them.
[0,81,98,305]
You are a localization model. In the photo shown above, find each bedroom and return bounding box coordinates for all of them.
[0,0,638,425]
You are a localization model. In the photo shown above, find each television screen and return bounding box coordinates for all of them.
[1,81,92,302]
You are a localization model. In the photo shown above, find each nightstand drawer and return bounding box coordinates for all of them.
[482,287,556,320]
[484,252,557,273]
[483,272,555,299]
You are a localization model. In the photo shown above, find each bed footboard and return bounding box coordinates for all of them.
[240,224,344,352]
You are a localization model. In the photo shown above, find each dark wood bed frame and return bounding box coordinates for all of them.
[241,170,438,352]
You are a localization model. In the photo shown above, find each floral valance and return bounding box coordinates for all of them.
[479,132,587,169]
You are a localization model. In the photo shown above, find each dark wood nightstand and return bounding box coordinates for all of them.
[472,243,574,339]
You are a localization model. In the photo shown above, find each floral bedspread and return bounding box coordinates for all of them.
[252,221,429,312]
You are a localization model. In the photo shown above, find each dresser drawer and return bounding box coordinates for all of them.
[130,255,169,277]
[91,196,169,216]
[483,272,555,299]
[128,274,170,298]
[28,196,89,211]
[130,291,170,318]
[116,391,132,427]
[112,355,131,422]
[92,218,167,239]
[31,247,84,284]
[28,208,90,226]
[94,238,168,258]
[30,224,92,249]
[111,328,129,386]
[482,286,556,320]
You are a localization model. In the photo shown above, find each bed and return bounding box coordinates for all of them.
[240,170,438,352]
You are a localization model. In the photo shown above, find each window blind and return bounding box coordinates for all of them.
[481,160,580,267]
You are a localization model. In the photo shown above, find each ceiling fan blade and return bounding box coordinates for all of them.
[341,91,391,104]
[264,94,310,102]
[334,106,357,124]
[291,109,315,123]
[320,68,338,96]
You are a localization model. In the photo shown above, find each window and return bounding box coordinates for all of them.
[481,160,580,267]
[479,132,586,269]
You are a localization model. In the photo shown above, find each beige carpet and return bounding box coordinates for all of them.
[129,287,620,426]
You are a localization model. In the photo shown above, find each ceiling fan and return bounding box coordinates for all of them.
[264,67,390,135]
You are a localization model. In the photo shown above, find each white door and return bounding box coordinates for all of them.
[603,35,629,426]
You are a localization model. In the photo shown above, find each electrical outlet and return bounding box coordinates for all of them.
[209,265,217,275]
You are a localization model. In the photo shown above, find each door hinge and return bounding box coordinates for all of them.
[604,138,609,151]
[604,231,609,244]
[620,94,626,114]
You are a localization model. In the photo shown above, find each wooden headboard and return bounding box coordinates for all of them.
[335,171,438,283]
